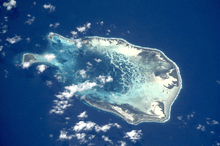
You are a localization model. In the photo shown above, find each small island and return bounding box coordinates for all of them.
[16,32,182,125]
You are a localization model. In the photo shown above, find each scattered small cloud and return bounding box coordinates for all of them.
[49,22,60,28]
[71,31,78,38]
[50,99,72,114]
[46,80,52,87]
[72,120,121,133]
[79,70,86,78]
[94,58,102,63]
[0,24,8,33]
[102,135,113,144]
[43,3,55,12]
[36,65,47,73]
[124,130,142,143]
[3,0,16,10]
[35,44,41,47]
[73,121,96,132]
[59,130,73,140]
[0,46,3,52]
[76,22,91,33]
[196,124,205,131]
[77,111,88,119]
[4,17,8,22]
[4,69,8,78]
[118,140,127,146]
[26,37,30,43]
[25,15,35,25]
[206,118,219,125]
[96,75,113,84]
[6,35,22,44]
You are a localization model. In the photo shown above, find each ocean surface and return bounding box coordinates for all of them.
[0,0,219,146]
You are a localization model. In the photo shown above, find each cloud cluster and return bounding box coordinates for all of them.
[124,130,143,143]
[43,3,55,12]
[49,23,60,28]
[25,15,35,25]
[76,22,91,33]
[50,81,97,114]
[6,35,22,44]
[96,75,113,84]
[3,0,16,10]
[58,117,122,145]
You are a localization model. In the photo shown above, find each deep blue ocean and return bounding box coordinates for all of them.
[0,0,219,145]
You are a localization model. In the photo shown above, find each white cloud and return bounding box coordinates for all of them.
[0,25,8,33]
[72,120,121,133]
[25,15,35,25]
[79,70,86,78]
[106,76,113,82]
[49,22,60,28]
[76,40,82,48]
[77,81,97,92]
[54,22,60,28]
[102,135,113,144]
[94,58,102,63]
[196,124,205,131]
[76,26,86,33]
[71,31,77,35]
[0,46,3,52]
[88,135,95,140]
[76,22,91,33]
[6,35,22,44]
[56,81,97,99]
[96,75,113,84]
[212,120,219,125]
[95,124,112,132]
[44,54,56,61]
[26,37,30,43]
[206,118,219,125]
[113,123,121,128]
[75,133,87,144]
[3,0,16,10]
[70,31,78,38]
[177,116,183,120]
[65,117,70,120]
[96,75,106,84]
[86,62,93,69]
[124,130,142,143]
[4,69,8,78]
[43,3,55,12]
[95,123,121,132]
[22,62,30,69]
[100,21,104,25]
[86,23,91,28]
[73,121,96,132]
[59,130,73,140]
[50,100,72,114]
[77,111,88,119]
[118,140,127,146]
[36,65,47,73]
